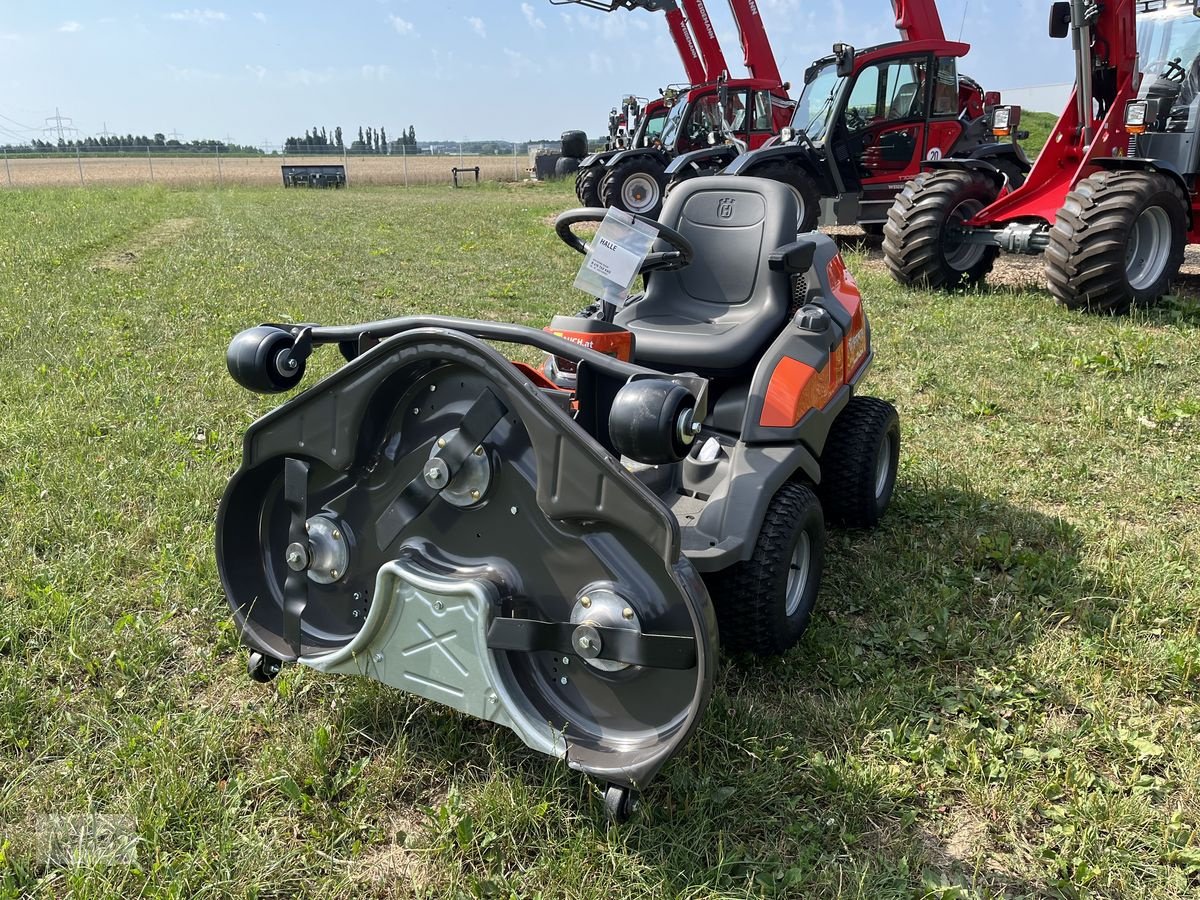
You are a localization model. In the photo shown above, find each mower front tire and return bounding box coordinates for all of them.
[1044,170,1187,314]
[882,170,1000,290]
[818,396,900,529]
[707,482,825,656]
[600,159,666,218]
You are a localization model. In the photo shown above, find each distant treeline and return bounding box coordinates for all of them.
[283,125,418,155]
[0,134,263,155]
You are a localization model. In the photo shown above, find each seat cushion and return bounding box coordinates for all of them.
[615,176,799,374]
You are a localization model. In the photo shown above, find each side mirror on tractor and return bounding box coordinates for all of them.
[834,43,855,78]
[1049,1,1071,39]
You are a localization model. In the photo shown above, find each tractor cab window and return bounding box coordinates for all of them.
[844,56,931,132]
[1137,5,1200,126]
[792,61,841,144]
[640,107,668,146]
[751,91,774,131]
[933,57,959,116]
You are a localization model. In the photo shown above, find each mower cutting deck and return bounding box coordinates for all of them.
[217,176,899,820]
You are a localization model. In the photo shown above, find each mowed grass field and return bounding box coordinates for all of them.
[1,181,1199,899]
[1,154,526,189]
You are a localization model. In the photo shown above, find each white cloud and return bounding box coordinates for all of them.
[245,64,267,81]
[285,68,335,87]
[521,3,545,30]
[58,21,83,33]
[388,14,414,35]
[466,16,486,38]
[361,64,392,81]
[252,12,267,23]
[503,47,541,76]
[168,65,224,82]
[588,52,614,76]
[167,9,228,25]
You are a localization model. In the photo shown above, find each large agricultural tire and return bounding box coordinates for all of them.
[600,158,667,219]
[882,170,1001,290]
[1044,170,1187,314]
[561,130,589,159]
[817,396,900,529]
[704,482,825,657]
[555,156,581,179]
[748,161,821,233]
[576,167,603,207]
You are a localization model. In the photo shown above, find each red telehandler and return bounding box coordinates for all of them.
[669,0,1024,233]
[884,0,1199,313]
[556,0,794,217]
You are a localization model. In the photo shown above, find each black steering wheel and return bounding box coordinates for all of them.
[1146,57,1187,82]
[554,208,695,274]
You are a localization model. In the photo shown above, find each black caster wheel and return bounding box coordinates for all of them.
[608,378,697,465]
[247,651,282,683]
[226,326,306,394]
[603,784,639,824]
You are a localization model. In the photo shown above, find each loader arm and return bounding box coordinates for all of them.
[891,0,945,42]
[682,0,731,81]
[724,0,783,85]
[666,4,707,84]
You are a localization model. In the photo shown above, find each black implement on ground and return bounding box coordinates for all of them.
[217,176,899,822]
[281,164,347,188]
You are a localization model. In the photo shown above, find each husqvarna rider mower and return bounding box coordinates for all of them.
[217,176,899,821]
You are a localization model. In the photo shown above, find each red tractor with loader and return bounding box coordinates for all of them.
[883,0,1200,313]
[558,0,794,217]
[668,0,1027,233]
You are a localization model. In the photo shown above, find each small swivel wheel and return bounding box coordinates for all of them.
[226,326,307,394]
[609,378,699,465]
[247,651,282,684]
[603,784,639,824]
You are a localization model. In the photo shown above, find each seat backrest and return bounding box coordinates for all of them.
[613,176,800,373]
[889,82,919,118]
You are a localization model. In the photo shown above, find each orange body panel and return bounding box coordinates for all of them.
[828,257,868,380]
[760,354,841,429]
[544,326,634,362]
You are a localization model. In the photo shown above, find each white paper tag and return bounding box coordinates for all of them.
[572,208,659,307]
[585,234,641,287]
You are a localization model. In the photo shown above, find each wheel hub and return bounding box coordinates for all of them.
[1125,205,1173,291]
[784,534,812,617]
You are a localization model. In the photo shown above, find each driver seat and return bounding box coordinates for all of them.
[614,176,800,376]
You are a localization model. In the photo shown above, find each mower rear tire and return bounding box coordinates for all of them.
[600,159,666,218]
[576,166,603,207]
[603,784,639,824]
[1044,170,1187,314]
[748,161,820,233]
[818,396,900,529]
[706,482,825,656]
[882,170,1000,289]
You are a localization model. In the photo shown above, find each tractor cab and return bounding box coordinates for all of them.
[718,38,1018,231]
[1130,1,1200,141]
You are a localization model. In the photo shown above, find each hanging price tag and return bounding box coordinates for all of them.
[573,208,659,307]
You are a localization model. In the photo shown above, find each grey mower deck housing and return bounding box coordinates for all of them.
[217,176,899,819]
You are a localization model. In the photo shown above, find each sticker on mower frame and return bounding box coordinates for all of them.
[574,208,659,307]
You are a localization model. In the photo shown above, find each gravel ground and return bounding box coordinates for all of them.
[826,225,1200,300]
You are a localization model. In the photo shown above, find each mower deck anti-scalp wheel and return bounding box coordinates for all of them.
[247,651,282,684]
[818,396,900,528]
[706,482,825,656]
[1044,170,1187,314]
[603,784,639,824]
[882,170,1000,289]
[600,158,667,218]
[226,326,305,394]
[749,161,821,233]
[575,167,603,207]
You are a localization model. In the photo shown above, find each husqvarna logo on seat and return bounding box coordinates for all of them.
[717,197,736,219]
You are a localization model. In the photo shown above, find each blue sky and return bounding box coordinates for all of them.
[0,2,1071,146]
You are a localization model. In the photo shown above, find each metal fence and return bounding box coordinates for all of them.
[0,145,534,189]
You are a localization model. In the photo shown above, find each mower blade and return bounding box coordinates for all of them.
[282,457,310,655]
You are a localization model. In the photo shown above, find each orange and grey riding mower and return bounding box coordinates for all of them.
[216,176,899,822]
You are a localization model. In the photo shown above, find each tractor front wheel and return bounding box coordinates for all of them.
[749,161,820,233]
[575,166,603,207]
[600,159,667,218]
[882,170,1000,290]
[1044,170,1187,314]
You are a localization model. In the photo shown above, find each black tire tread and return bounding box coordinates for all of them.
[576,167,603,207]
[882,170,1000,289]
[1044,170,1186,314]
[749,161,821,233]
[599,158,667,218]
[818,396,900,528]
[706,482,824,656]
